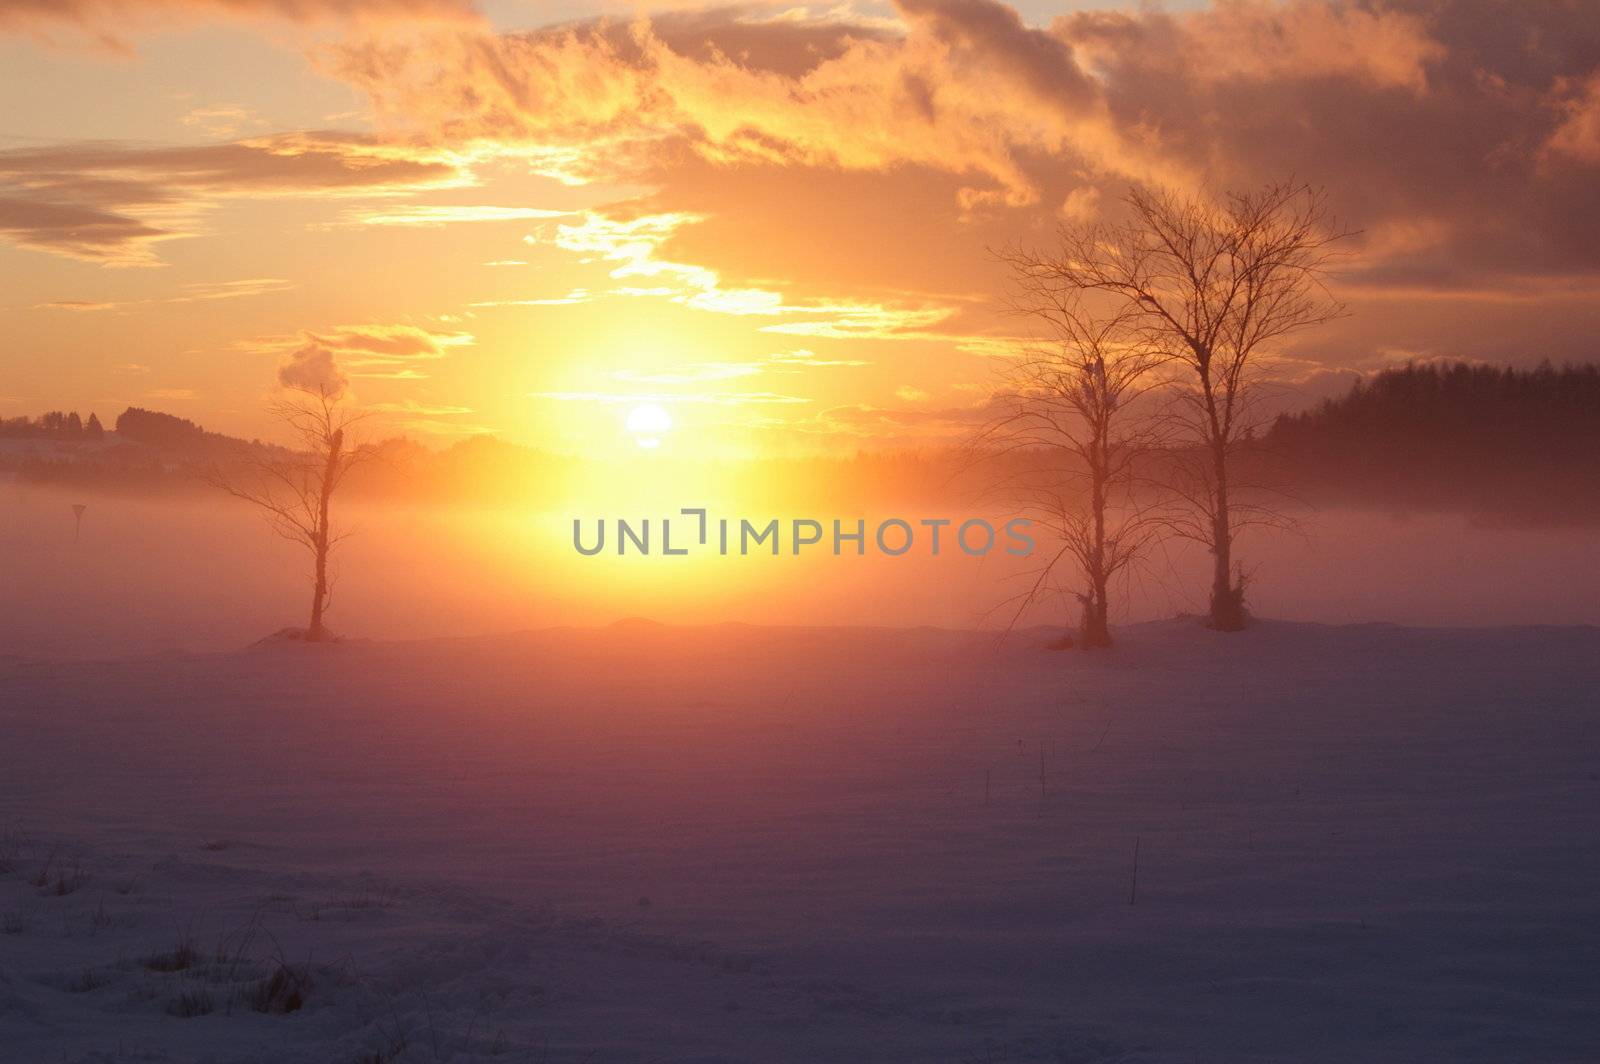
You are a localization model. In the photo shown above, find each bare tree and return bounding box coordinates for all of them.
[211,387,366,641]
[978,279,1165,648]
[1016,182,1350,630]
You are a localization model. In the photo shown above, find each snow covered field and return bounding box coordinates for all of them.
[3,619,1597,1062]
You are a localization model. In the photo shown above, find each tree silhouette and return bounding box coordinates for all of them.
[210,388,368,641]
[1009,182,1350,630]
[979,275,1165,647]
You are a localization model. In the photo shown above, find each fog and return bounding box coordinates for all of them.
[4,483,1598,659]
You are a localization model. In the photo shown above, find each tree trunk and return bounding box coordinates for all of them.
[306,428,343,641]
[1081,586,1111,647]
[1208,440,1247,631]
[1081,447,1114,648]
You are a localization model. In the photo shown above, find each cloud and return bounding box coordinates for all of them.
[306,323,473,359]
[365,398,474,415]
[277,342,347,398]
[321,0,1600,298]
[1544,72,1600,166]
[468,289,591,307]
[244,322,472,383]
[180,105,265,138]
[330,204,572,227]
[1057,0,1600,286]
[301,323,474,380]
[395,417,497,435]
[325,3,1174,206]
[34,299,121,312]
[612,363,764,384]
[0,135,463,264]
[602,348,871,387]
[526,207,962,338]
[319,0,1440,213]
[33,277,292,312]
[534,390,809,405]
[758,300,953,339]
[0,0,478,45]
[767,348,869,368]
[0,197,171,266]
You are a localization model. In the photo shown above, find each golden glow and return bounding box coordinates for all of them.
[3,0,1591,471]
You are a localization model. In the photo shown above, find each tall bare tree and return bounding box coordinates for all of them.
[212,387,366,641]
[1015,182,1349,630]
[979,283,1165,647]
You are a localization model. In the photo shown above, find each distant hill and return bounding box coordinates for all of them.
[113,407,208,449]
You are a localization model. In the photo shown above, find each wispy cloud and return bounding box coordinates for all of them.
[534,390,810,406]
[533,209,958,338]
[468,289,591,307]
[331,204,572,228]
[0,0,479,46]
[145,386,198,401]
[767,349,870,369]
[33,277,293,312]
[180,105,264,138]
[0,135,464,265]
[366,398,474,416]
[606,348,872,386]
[241,322,474,382]
[612,363,764,385]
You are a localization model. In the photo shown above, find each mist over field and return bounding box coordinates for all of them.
[5,482,1599,660]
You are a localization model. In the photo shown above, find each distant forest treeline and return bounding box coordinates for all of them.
[3,363,1597,523]
[1,407,233,448]
[1262,362,1600,523]
[1,409,107,440]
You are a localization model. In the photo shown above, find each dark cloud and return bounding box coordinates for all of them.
[1053,0,1600,285]
[0,0,477,42]
[0,134,461,264]
[0,196,168,262]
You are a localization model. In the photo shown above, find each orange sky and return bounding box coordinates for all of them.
[3,0,1599,457]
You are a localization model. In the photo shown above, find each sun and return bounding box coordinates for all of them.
[625,402,673,449]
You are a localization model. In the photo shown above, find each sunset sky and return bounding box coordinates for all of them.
[3,0,1598,457]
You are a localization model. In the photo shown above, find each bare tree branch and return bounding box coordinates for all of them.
[205,386,369,641]
[997,182,1352,631]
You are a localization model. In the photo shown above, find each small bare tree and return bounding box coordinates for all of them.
[978,282,1165,648]
[212,387,366,641]
[1016,182,1350,630]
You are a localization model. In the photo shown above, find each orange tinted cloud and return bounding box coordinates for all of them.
[0,0,477,43]
[325,3,1187,206]
[1545,72,1600,166]
[322,0,1600,296]
[0,134,463,264]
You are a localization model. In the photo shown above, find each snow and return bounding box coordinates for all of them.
[3,619,1598,1062]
